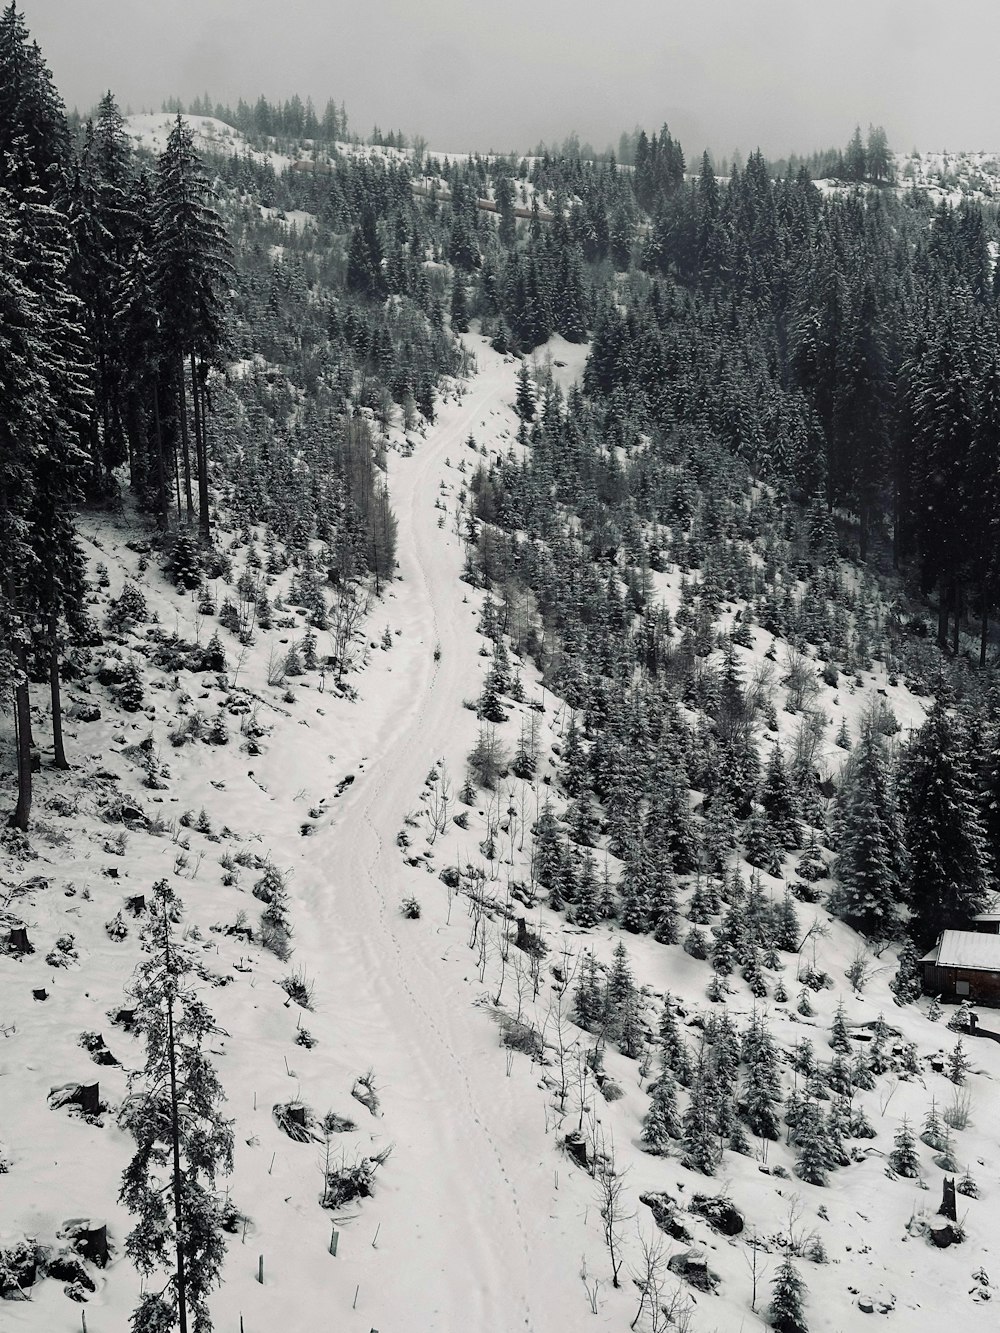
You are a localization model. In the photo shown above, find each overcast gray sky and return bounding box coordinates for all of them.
[18,0,1000,158]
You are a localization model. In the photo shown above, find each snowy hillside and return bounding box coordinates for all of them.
[2,333,1000,1333]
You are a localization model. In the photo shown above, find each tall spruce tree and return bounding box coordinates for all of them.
[901,701,988,945]
[150,115,232,541]
[0,2,70,201]
[118,880,234,1333]
[831,718,906,939]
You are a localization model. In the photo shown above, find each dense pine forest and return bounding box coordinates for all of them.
[6,3,1000,1329]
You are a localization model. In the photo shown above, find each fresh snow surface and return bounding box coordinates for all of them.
[3,336,1000,1333]
[125,114,297,174]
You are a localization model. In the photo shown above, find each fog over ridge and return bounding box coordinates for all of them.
[18,0,1000,157]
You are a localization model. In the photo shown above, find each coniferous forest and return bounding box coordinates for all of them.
[6,3,1000,1330]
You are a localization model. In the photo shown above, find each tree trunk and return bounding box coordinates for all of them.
[940,1175,957,1222]
[164,907,189,1333]
[78,1221,109,1267]
[177,358,194,519]
[153,377,168,529]
[952,582,961,658]
[891,479,901,570]
[9,647,32,831]
[49,620,68,770]
[981,576,989,669]
[77,1082,100,1116]
[191,354,211,545]
[937,581,949,650]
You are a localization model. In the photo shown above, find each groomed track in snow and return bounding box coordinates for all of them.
[232,337,593,1332]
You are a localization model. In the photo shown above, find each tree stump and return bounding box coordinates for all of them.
[125,895,145,916]
[76,1083,100,1117]
[32,988,47,1002]
[113,1008,135,1030]
[928,1216,958,1248]
[8,926,31,954]
[77,1222,109,1267]
[287,1103,307,1129]
[941,1175,957,1222]
[515,917,529,949]
[564,1131,589,1170]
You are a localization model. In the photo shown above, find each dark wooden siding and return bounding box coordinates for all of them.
[922,963,1000,1004]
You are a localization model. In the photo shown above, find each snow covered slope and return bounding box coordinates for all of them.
[2,335,1000,1333]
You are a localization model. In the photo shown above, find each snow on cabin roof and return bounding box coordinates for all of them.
[926,929,1000,970]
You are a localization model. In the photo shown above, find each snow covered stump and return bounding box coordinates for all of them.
[74,1221,109,1267]
[928,1215,961,1248]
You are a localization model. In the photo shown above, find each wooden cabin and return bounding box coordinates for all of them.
[921,930,1000,1004]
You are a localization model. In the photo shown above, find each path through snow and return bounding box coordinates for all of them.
[261,342,588,1331]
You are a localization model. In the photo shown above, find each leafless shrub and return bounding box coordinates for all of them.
[943,1089,972,1131]
[783,645,819,713]
[499,1014,545,1061]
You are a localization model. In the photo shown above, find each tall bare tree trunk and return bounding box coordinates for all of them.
[163,906,189,1333]
[191,354,210,544]
[952,583,961,657]
[9,646,32,830]
[937,581,949,650]
[153,377,168,529]
[177,358,194,519]
[49,615,68,770]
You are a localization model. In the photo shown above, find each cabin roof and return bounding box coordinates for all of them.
[923,929,1000,971]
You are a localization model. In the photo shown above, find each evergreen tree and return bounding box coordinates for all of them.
[573,949,605,1032]
[770,1255,809,1333]
[0,162,89,826]
[641,1069,681,1152]
[682,1050,721,1174]
[832,713,906,939]
[150,115,233,542]
[739,1010,783,1140]
[900,702,988,945]
[920,1098,947,1151]
[761,744,800,849]
[605,940,636,1042]
[532,799,564,893]
[118,880,234,1333]
[0,2,70,201]
[515,360,535,420]
[658,993,692,1085]
[829,1000,851,1053]
[793,1102,829,1185]
[948,1038,971,1084]
[887,1117,920,1177]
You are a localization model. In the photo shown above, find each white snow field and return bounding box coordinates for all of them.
[3,334,1000,1333]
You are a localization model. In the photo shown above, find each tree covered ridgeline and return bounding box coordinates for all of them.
[329,117,997,655]
[156,89,352,146]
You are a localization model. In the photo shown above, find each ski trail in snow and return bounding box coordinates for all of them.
[298,364,539,1332]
